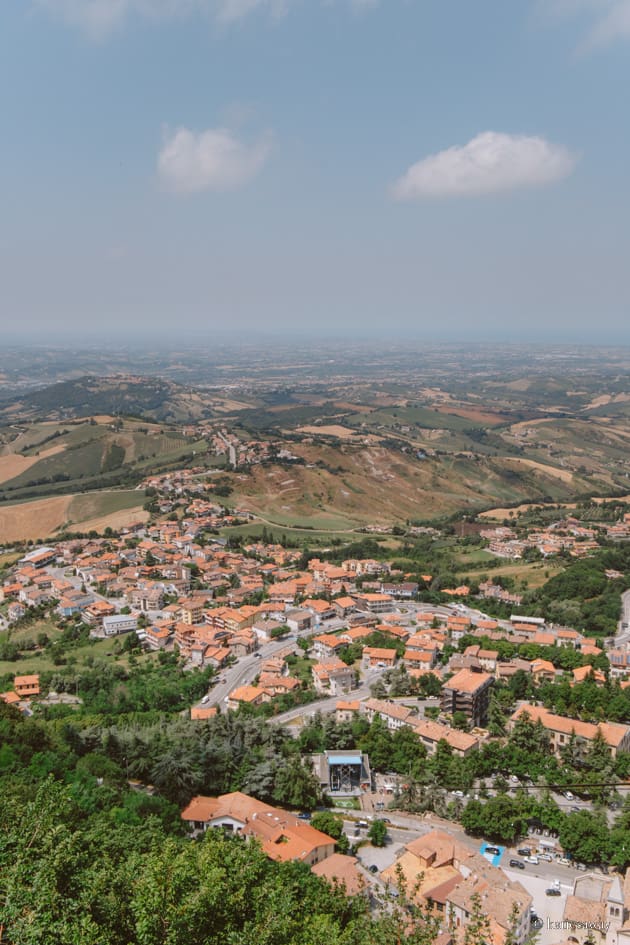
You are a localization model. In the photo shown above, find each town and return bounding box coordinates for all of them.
[2,471,630,945]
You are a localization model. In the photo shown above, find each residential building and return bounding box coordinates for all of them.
[311,660,355,695]
[381,829,532,945]
[362,646,397,669]
[181,792,335,866]
[441,668,493,727]
[361,698,415,730]
[14,674,40,698]
[411,719,480,757]
[509,704,630,758]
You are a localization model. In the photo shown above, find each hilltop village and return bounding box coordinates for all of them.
[2,468,630,945]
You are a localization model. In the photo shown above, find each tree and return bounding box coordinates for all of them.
[311,812,349,853]
[463,892,492,945]
[272,756,323,811]
[451,711,469,732]
[559,810,611,865]
[368,819,388,847]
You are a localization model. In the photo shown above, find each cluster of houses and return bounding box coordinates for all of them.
[178,790,630,945]
[479,513,630,560]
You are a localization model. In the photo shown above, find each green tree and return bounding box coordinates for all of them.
[272,756,323,810]
[368,819,388,847]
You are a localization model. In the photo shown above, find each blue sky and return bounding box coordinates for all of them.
[1,0,629,342]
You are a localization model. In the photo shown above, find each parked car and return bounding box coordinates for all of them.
[570,806,580,813]
[452,790,465,798]
[485,846,500,855]
[539,853,553,862]
[297,812,311,821]
[517,848,531,857]
[526,855,539,865]
[564,791,575,800]
[530,914,543,930]
[546,888,561,896]
[576,863,587,871]
[509,859,525,869]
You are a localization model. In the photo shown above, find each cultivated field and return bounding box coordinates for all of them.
[0,495,72,542]
[296,425,362,439]
[0,444,66,485]
[0,489,147,541]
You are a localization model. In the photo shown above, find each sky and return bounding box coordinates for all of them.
[1,0,629,343]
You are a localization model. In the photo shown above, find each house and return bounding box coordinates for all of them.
[302,598,336,623]
[257,673,300,696]
[311,853,365,896]
[352,592,393,614]
[312,660,356,695]
[203,645,231,669]
[362,646,397,669]
[14,674,40,698]
[338,625,374,645]
[556,628,581,648]
[0,691,22,706]
[412,719,480,757]
[332,596,357,618]
[562,872,629,945]
[190,705,218,721]
[336,699,360,723]
[403,649,437,672]
[509,704,630,758]
[285,608,313,634]
[144,624,173,650]
[530,659,558,683]
[572,665,606,686]
[181,792,335,866]
[252,619,286,643]
[179,598,205,625]
[361,698,414,731]
[381,829,532,945]
[609,650,630,678]
[7,601,26,622]
[477,649,499,673]
[312,634,346,660]
[441,668,493,728]
[226,685,270,710]
[82,600,116,627]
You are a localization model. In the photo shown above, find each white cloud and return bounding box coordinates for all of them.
[157,126,272,194]
[35,0,129,39]
[582,0,630,46]
[35,0,372,37]
[545,0,630,49]
[391,131,577,201]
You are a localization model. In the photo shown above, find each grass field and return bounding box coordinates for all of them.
[67,489,146,524]
[0,619,155,679]
[456,551,550,588]
[219,522,364,545]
